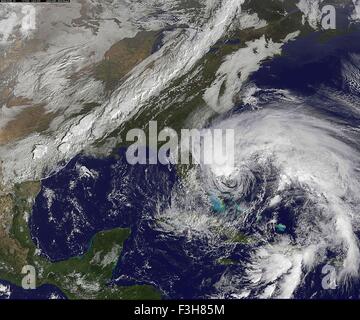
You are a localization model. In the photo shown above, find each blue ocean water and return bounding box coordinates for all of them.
[0,280,66,300]
[252,31,360,93]
[30,149,177,261]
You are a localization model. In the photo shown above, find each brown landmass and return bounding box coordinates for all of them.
[94,31,158,91]
[0,182,40,275]
[0,104,56,145]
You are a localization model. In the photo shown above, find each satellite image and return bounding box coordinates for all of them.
[0,0,360,303]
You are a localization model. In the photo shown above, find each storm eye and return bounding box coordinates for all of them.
[220,176,238,189]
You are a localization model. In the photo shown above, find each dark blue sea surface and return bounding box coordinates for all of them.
[251,29,360,96]
[30,148,177,261]
[29,147,231,298]
[0,280,66,300]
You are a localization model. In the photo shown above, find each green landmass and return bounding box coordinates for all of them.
[230,233,250,244]
[216,258,239,266]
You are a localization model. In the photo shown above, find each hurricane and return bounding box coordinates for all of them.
[151,43,360,298]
